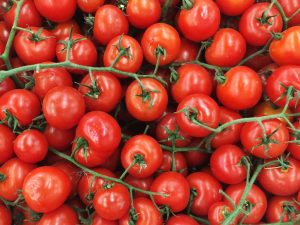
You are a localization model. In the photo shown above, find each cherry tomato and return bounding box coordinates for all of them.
[159,151,188,176]
[278,0,300,26]
[0,21,9,44]
[0,204,11,225]
[73,146,108,168]
[44,125,75,151]
[208,202,237,225]
[0,78,15,97]
[124,175,153,198]
[0,125,15,165]
[92,214,118,225]
[245,46,273,71]
[175,38,198,63]
[184,145,209,168]
[215,0,254,16]
[287,122,300,160]
[50,20,81,40]
[77,0,105,13]
[166,214,199,225]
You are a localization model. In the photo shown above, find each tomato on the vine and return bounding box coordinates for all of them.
[166,214,199,225]
[77,0,105,13]
[208,202,237,225]
[0,204,11,225]
[278,0,300,26]
[0,125,15,165]
[49,20,81,40]
[44,125,75,151]
[215,0,254,16]
[287,122,300,160]
[0,78,15,97]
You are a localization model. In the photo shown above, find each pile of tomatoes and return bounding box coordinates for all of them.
[0,0,300,224]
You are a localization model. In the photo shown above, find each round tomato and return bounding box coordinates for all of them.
[166,214,199,225]
[175,37,198,63]
[215,0,254,16]
[49,20,81,40]
[0,21,9,44]
[73,146,108,168]
[208,202,237,225]
[0,204,11,225]
[77,0,105,13]
[0,125,15,165]
[44,125,75,151]
[92,214,118,225]
[0,41,4,70]
[287,122,300,160]
[245,46,273,71]
[159,151,188,176]
[124,175,153,198]
[278,0,300,26]
[0,78,15,97]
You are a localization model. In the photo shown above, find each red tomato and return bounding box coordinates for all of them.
[245,46,273,71]
[0,21,9,44]
[217,66,262,110]
[0,78,15,97]
[159,0,179,7]
[10,57,33,85]
[93,5,129,45]
[23,166,72,213]
[44,125,75,151]
[215,0,254,16]
[177,0,220,42]
[92,214,118,225]
[141,23,181,65]
[208,202,237,225]
[166,214,199,225]
[278,0,300,26]
[184,147,209,168]
[175,38,198,63]
[150,171,190,212]
[0,204,11,225]
[50,20,81,40]
[43,86,85,130]
[241,119,289,159]
[126,0,161,29]
[0,125,15,165]
[73,147,108,168]
[34,0,77,22]
[176,94,220,137]
[77,0,105,13]
[124,175,153,198]
[205,28,246,67]
[0,0,7,20]
[287,122,300,160]
[171,64,213,103]
[159,151,188,176]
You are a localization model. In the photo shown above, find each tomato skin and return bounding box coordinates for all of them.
[258,157,300,196]
[205,28,246,67]
[176,94,220,138]
[92,214,118,225]
[166,214,199,225]
[0,21,9,44]
[159,0,178,7]
[77,0,105,13]
[34,0,77,23]
[187,172,222,216]
[93,5,129,45]
[171,64,213,103]
[126,0,161,29]
[103,35,143,73]
[0,204,11,225]
[0,125,15,165]
[159,151,188,176]
[215,0,254,16]
[239,3,283,46]
[14,27,57,65]
[225,183,267,224]
[208,202,237,225]
[4,0,42,28]
[287,122,300,160]
[126,78,168,121]
[121,134,163,178]
[175,38,198,63]
[141,23,181,66]
[245,46,273,71]
[150,171,190,212]
[0,158,35,201]
[0,89,41,127]
[43,86,85,130]
[278,0,300,26]
[217,66,262,110]
[23,166,72,213]
[73,147,108,168]
[44,125,74,151]
[241,119,289,159]
[184,150,209,168]
[119,197,163,225]
[93,183,131,221]
[50,20,81,40]
[0,78,15,98]
[124,175,153,198]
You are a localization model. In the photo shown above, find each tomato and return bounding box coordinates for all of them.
[101,149,120,172]
[141,23,181,66]
[225,183,267,224]
[175,38,198,63]
[0,0,7,20]
[245,46,273,71]
[215,0,254,16]
[187,172,222,216]
[34,0,77,22]
[10,57,32,85]
[92,214,118,225]
[38,204,79,225]
[43,86,85,130]
[33,66,73,98]
[150,171,190,212]
[166,214,199,225]
[77,0,105,13]
[103,35,143,73]
[93,183,130,221]
[50,20,81,40]
[0,125,15,165]
[14,129,48,164]
[205,28,246,67]
[287,122,300,160]
[184,149,209,168]
[23,166,72,213]
[266,196,300,223]
[4,0,42,28]
[171,64,213,103]
[0,158,35,201]
[125,78,168,121]
[126,0,161,29]
[124,175,153,198]
[93,5,129,45]
[0,89,41,127]
[176,94,220,137]
[56,33,97,73]
[44,125,74,151]
[217,66,262,110]
[0,204,11,225]
[210,145,247,184]
[0,21,9,44]
[241,119,289,159]
[73,146,108,168]
[258,157,300,196]
[119,197,163,225]
[0,41,4,70]
[208,202,237,225]
[159,151,188,176]
[278,0,300,26]
[159,0,178,7]
[239,2,283,46]
[121,134,162,178]
[0,78,16,97]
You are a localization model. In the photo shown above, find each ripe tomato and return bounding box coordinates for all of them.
[0,21,9,44]
[278,0,300,26]
[205,28,246,67]
[14,27,56,65]
[166,214,199,225]
[0,204,11,225]
[43,86,85,130]
[124,175,153,198]
[208,202,237,225]
[93,183,131,220]
[141,23,181,66]
[187,172,222,216]
[175,38,198,63]
[258,157,300,196]
[245,46,273,71]
[225,183,267,224]
[4,0,42,28]
[103,35,143,73]
[0,89,41,127]
[150,171,190,212]
[215,0,254,16]
[178,0,220,42]
[217,66,262,110]
[50,20,81,40]
[159,151,188,176]
[176,94,220,137]
[239,2,283,46]
[0,125,15,165]
[77,0,105,13]
[44,125,74,151]
[0,158,35,201]
[125,78,168,121]
[92,214,117,225]
[34,0,77,22]
[287,122,300,160]
[119,197,163,225]
[73,146,108,168]
[93,5,129,45]
[184,147,209,168]
[121,134,163,178]
[241,119,289,159]
[171,64,213,103]
[0,78,15,97]
[126,0,161,29]
[159,0,179,7]
[23,166,72,213]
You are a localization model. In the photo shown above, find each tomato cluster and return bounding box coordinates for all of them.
[0,0,300,224]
